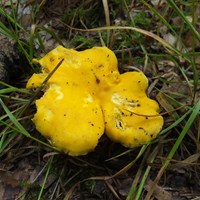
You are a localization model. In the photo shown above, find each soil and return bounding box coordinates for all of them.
[0,1,200,200]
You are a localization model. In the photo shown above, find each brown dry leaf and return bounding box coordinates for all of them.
[1,0,18,6]
[160,26,177,46]
[20,14,32,28]
[168,153,200,169]
[194,56,200,73]
[0,183,4,200]
[145,180,172,200]
[156,92,177,120]
[0,169,21,200]
[0,170,20,188]
[117,177,133,197]
[150,0,166,7]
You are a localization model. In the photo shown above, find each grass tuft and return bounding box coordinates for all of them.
[0,0,200,199]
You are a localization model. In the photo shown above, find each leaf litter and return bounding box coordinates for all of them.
[0,0,200,199]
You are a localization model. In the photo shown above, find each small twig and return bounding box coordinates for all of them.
[123,104,188,117]
[21,58,64,114]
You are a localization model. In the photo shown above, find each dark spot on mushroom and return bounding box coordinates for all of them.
[91,123,94,126]
[46,135,51,140]
[103,74,105,77]
[119,121,123,128]
[116,120,124,129]
[145,117,148,119]
[66,82,69,84]
[138,81,141,83]
[137,104,140,107]
[50,57,54,62]
[105,121,107,125]
[95,77,100,84]
[130,113,133,116]
[87,58,93,63]
[107,54,109,58]
[64,114,66,116]
[139,127,147,134]
[98,64,103,68]
[150,134,153,138]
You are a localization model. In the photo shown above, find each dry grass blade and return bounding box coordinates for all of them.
[156,92,179,120]
[168,153,200,168]
[105,180,121,200]
[1,1,200,199]
[144,100,200,200]
[64,175,111,200]
[21,58,64,114]
[102,0,110,27]
[102,0,110,45]
[60,23,185,58]
[145,180,172,200]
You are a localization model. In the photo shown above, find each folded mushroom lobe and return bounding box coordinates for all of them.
[33,84,104,156]
[26,46,121,156]
[102,72,164,148]
[28,46,120,94]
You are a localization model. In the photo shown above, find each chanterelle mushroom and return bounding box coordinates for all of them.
[27,46,164,155]
[27,46,119,156]
[101,72,164,148]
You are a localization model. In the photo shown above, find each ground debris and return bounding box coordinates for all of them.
[0,169,21,200]
[145,179,172,200]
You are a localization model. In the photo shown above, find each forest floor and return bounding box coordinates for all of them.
[0,1,200,200]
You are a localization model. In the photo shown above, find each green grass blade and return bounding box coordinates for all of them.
[159,108,191,136]
[164,100,200,165]
[0,82,32,94]
[146,99,200,199]
[37,156,54,200]
[0,98,31,137]
[0,98,56,150]
[167,0,200,41]
[0,7,24,31]
[141,1,178,38]
[134,147,159,200]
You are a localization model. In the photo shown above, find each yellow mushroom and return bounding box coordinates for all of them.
[26,46,120,156]
[27,46,164,155]
[101,72,164,148]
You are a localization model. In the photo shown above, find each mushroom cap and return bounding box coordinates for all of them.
[102,72,164,148]
[28,46,120,94]
[33,84,104,156]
